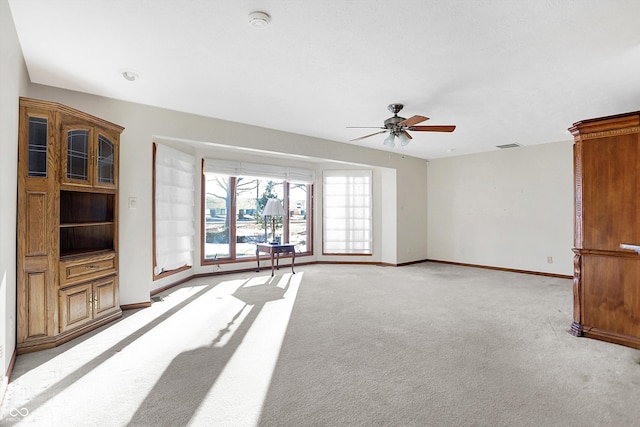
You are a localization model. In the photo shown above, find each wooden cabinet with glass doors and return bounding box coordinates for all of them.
[16,97,124,353]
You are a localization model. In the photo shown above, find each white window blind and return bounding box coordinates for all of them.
[155,143,195,275]
[204,158,315,184]
[323,170,372,254]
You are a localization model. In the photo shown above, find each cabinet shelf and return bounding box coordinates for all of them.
[60,191,114,223]
[60,248,114,260]
[60,221,114,228]
[60,223,114,254]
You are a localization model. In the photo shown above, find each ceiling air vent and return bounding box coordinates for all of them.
[496,143,522,149]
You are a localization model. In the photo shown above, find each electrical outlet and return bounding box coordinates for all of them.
[547,256,553,264]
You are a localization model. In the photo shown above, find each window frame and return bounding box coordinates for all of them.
[200,162,314,266]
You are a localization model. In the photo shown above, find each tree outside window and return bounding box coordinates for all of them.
[203,173,311,262]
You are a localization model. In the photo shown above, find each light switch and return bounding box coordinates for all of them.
[129,197,137,209]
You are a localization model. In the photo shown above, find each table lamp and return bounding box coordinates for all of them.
[262,198,285,244]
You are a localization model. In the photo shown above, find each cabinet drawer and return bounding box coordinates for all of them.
[60,252,116,287]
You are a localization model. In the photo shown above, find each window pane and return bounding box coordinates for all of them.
[27,117,48,177]
[236,177,284,257]
[204,174,231,259]
[323,170,372,254]
[288,182,308,253]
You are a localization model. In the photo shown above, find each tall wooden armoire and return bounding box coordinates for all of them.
[571,111,640,349]
[16,97,124,353]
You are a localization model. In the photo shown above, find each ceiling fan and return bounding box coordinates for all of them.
[348,104,456,148]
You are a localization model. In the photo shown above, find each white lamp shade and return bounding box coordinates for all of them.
[397,132,411,146]
[383,133,396,148]
[262,198,285,216]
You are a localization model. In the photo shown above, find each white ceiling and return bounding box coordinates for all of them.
[8,0,640,160]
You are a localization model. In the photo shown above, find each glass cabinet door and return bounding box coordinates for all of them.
[60,125,117,189]
[61,125,93,186]
[27,116,48,177]
[67,129,90,181]
[97,134,115,186]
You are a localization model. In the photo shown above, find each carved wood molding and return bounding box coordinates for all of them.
[574,144,583,247]
[571,249,582,334]
[19,97,125,133]
[573,248,640,258]
[572,126,640,141]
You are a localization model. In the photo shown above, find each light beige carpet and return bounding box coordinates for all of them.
[1,262,639,426]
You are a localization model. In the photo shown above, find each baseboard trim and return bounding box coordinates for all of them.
[120,302,152,310]
[151,274,196,296]
[397,259,429,267]
[426,259,572,279]
[315,260,385,266]
[1,348,17,406]
[194,260,317,279]
[144,258,570,304]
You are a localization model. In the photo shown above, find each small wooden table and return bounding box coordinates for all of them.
[256,243,296,276]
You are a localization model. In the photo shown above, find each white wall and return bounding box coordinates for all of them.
[427,141,574,275]
[380,168,398,265]
[397,159,429,262]
[21,84,427,303]
[1,0,29,392]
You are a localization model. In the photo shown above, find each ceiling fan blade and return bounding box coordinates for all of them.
[399,115,429,127]
[350,130,388,141]
[410,125,456,132]
[401,130,412,140]
[346,126,385,129]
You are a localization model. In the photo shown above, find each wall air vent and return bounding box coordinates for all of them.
[496,143,522,149]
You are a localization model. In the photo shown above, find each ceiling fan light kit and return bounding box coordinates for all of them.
[398,132,411,146]
[383,133,396,147]
[348,104,456,148]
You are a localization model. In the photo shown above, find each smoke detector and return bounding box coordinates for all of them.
[120,69,139,82]
[248,11,271,28]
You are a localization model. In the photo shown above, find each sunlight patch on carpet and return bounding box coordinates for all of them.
[190,271,303,426]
